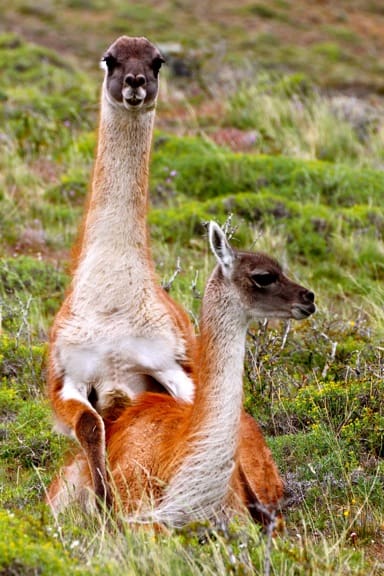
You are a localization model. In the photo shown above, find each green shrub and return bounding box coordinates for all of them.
[0,509,79,575]
[0,382,20,415]
[0,400,59,469]
[45,171,88,207]
[0,33,96,158]
[151,136,384,205]
[278,379,384,457]
[0,335,46,398]
[0,257,68,337]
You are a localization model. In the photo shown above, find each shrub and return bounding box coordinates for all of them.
[0,257,68,337]
[278,379,384,457]
[0,335,46,398]
[0,509,75,575]
[0,33,96,158]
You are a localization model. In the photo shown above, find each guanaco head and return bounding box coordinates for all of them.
[101,36,165,111]
[209,222,316,322]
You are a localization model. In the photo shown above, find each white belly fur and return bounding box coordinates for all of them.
[55,254,195,407]
[57,334,194,406]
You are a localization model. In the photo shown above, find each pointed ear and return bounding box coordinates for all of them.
[153,54,166,77]
[100,52,117,72]
[209,221,235,277]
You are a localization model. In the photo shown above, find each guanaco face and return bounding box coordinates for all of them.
[209,225,316,323]
[101,36,165,110]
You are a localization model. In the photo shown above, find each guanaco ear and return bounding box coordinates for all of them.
[152,54,166,77]
[209,221,235,277]
[100,53,117,72]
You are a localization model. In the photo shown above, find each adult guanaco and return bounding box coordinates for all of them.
[47,222,316,526]
[48,36,196,507]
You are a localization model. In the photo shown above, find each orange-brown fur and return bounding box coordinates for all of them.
[47,395,283,524]
[47,222,315,525]
[45,37,292,520]
[108,396,284,517]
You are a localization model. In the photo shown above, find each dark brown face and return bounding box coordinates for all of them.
[101,36,165,111]
[232,252,316,321]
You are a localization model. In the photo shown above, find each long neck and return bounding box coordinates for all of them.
[193,279,247,429]
[76,89,156,266]
[152,269,248,525]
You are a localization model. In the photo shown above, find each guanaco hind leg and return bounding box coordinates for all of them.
[54,376,112,509]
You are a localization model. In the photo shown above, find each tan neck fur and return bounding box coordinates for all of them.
[76,89,156,268]
[193,274,246,423]
[149,270,247,525]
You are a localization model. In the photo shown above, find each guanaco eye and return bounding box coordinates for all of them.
[251,272,278,287]
[152,55,165,77]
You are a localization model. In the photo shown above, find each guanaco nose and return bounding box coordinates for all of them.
[124,73,146,88]
[303,290,315,304]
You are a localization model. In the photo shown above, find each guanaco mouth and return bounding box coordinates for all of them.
[291,304,316,319]
[124,96,144,108]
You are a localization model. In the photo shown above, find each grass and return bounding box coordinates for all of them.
[220,75,384,167]
[0,8,384,574]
